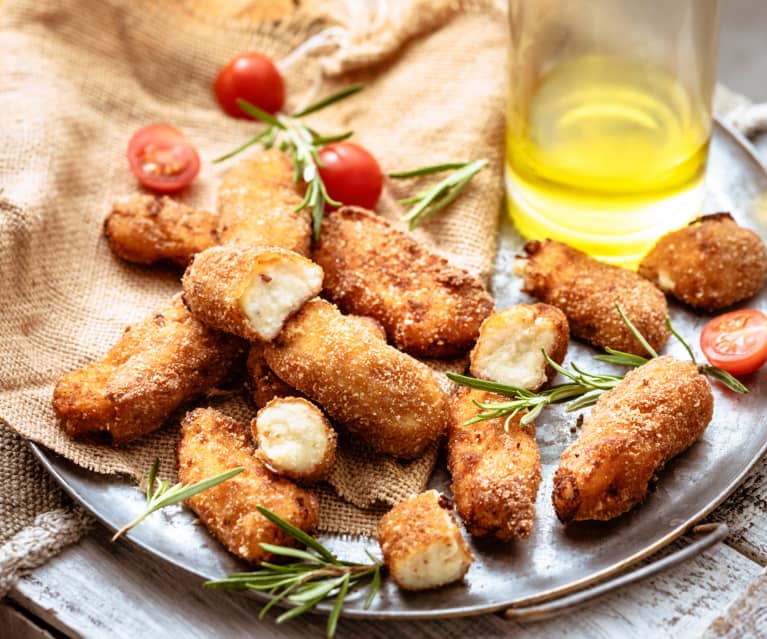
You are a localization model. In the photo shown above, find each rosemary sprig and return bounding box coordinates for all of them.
[389,158,488,230]
[111,460,244,541]
[214,85,363,241]
[205,506,382,638]
[448,304,748,427]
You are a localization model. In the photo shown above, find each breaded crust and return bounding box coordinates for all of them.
[514,240,669,356]
[470,303,569,391]
[264,299,448,459]
[552,356,714,523]
[377,490,473,591]
[447,389,541,540]
[638,212,767,312]
[217,149,311,256]
[251,397,337,483]
[103,194,218,266]
[177,408,319,563]
[313,206,495,358]
[181,245,323,342]
[52,294,244,445]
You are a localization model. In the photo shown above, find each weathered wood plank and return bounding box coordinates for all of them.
[0,602,56,639]
[8,524,762,639]
[709,454,767,565]
[702,567,767,638]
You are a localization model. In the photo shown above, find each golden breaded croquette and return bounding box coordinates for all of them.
[552,356,714,524]
[470,303,569,391]
[638,212,767,312]
[178,408,319,563]
[52,294,244,445]
[514,239,669,356]
[251,397,337,483]
[378,489,473,591]
[181,245,323,342]
[217,149,311,256]
[312,206,495,358]
[264,299,448,459]
[448,388,542,540]
[103,194,218,266]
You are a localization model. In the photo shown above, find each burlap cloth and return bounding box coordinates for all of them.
[1,0,765,614]
[0,0,511,591]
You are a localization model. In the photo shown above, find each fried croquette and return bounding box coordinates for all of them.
[264,299,448,459]
[103,194,218,266]
[246,345,299,408]
[514,240,669,356]
[178,408,319,563]
[251,397,337,483]
[181,245,323,342]
[552,356,714,524]
[377,490,473,591]
[638,212,767,312]
[448,388,541,540]
[217,149,311,256]
[470,304,569,391]
[312,206,495,358]
[52,294,244,445]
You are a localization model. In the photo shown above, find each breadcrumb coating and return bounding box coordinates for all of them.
[103,194,218,266]
[638,212,767,312]
[177,408,319,563]
[264,299,448,458]
[313,206,494,358]
[52,294,244,445]
[448,389,541,540]
[181,245,323,342]
[552,356,714,523]
[470,303,569,391]
[217,149,311,256]
[378,490,473,591]
[514,240,669,356]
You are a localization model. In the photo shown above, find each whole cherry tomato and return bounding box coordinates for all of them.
[126,124,200,193]
[700,309,767,377]
[214,52,285,118]
[318,142,383,210]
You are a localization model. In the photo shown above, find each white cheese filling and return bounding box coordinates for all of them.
[240,261,322,340]
[257,402,328,473]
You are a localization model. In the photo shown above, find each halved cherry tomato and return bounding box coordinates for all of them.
[318,142,383,210]
[214,52,285,118]
[700,309,767,376]
[127,124,200,193]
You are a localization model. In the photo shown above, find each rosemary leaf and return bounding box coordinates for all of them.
[593,347,649,368]
[236,99,286,129]
[327,574,351,638]
[311,130,354,145]
[258,543,325,564]
[364,567,381,610]
[256,506,339,564]
[145,458,160,504]
[699,365,749,394]
[666,316,697,363]
[388,162,469,179]
[213,128,271,163]
[615,303,659,358]
[292,84,364,118]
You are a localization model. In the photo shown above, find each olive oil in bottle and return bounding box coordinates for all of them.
[506,55,711,268]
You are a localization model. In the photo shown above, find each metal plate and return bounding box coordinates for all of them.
[31,119,767,620]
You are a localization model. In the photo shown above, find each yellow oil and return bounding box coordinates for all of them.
[506,55,711,267]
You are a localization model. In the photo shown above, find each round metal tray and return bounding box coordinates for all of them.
[31,118,767,621]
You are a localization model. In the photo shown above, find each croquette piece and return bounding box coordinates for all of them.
[638,212,767,312]
[378,490,473,591]
[251,397,337,483]
[217,149,311,256]
[313,206,495,358]
[470,304,569,391]
[264,299,448,459]
[52,295,244,445]
[103,194,218,266]
[552,356,714,524]
[178,408,319,563]
[181,245,323,342]
[514,240,669,356]
[448,389,541,540]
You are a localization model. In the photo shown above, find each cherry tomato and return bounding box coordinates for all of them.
[700,309,767,377]
[318,143,383,210]
[214,52,285,118]
[127,124,200,193]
